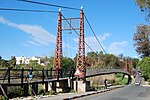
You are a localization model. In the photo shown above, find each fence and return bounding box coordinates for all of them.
[0,67,63,84]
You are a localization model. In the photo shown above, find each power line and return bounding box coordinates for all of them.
[61,14,95,53]
[84,14,107,54]
[0,8,58,13]
[18,0,80,11]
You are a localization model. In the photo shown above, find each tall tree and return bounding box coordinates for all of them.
[135,0,150,21]
[133,25,150,58]
[138,57,150,80]
[132,58,139,68]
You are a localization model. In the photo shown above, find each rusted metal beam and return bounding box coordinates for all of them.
[54,11,62,70]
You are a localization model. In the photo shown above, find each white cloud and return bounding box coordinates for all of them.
[73,33,111,52]
[0,16,55,46]
[108,41,128,55]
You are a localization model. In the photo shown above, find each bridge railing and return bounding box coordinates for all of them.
[86,68,130,77]
[0,68,63,84]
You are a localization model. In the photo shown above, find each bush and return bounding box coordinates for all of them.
[69,89,75,93]
[7,86,23,98]
[39,89,45,95]
[0,95,6,100]
[44,90,56,95]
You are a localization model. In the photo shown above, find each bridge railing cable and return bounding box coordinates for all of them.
[0,8,58,13]
[84,14,107,54]
[61,14,95,52]
[18,0,80,11]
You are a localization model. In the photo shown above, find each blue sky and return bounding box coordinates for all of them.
[0,0,147,60]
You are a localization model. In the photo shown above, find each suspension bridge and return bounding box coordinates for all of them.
[0,0,134,99]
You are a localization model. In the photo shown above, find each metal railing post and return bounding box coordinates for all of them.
[8,67,10,83]
[57,69,59,80]
[21,68,24,88]
[50,68,52,79]
[42,68,45,84]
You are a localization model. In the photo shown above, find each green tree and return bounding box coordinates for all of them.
[138,57,150,80]
[132,58,139,68]
[135,0,150,21]
[133,25,150,58]
[86,52,98,67]
[0,59,8,68]
[9,56,16,67]
[103,54,124,69]
[29,60,37,68]
[62,57,74,73]
[49,57,54,69]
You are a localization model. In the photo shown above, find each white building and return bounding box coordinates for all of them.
[16,56,41,65]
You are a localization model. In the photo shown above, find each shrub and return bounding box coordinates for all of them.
[7,86,23,98]
[0,95,6,100]
[44,90,56,95]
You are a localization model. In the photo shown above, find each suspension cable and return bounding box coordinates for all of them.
[0,8,58,13]
[61,14,95,52]
[84,14,107,54]
[18,0,80,11]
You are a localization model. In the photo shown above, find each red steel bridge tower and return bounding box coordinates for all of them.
[54,10,62,70]
[124,58,134,75]
[53,8,85,80]
[76,9,85,79]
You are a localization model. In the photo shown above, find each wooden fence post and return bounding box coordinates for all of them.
[21,68,24,88]
[46,69,48,79]
[8,67,10,83]
[42,68,44,84]
[50,68,52,79]
[57,69,59,80]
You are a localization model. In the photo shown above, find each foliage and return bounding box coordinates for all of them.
[114,74,128,85]
[44,90,56,95]
[62,57,75,74]
[135,0,150,21]
[69,89,75,93]
[0,59,9,68]
[85,52,125,69]
[115,73,122,78]
[0,95,6,100]
[7,86,23,98]
[86,52,98,67]
[39,89,45,95]
[138,57,150,80]
[133,25,150,58]
[132,58,139,68]
[9,56,16,67]
[0,56,16,68]
[48,57,54,69]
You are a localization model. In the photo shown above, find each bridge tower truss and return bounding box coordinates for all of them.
[53,9,85,80]
[129,59,134,75]
[124,58,134,75]
[54,11,62,70]
[76,9,85,80]
[124,58,129,72]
